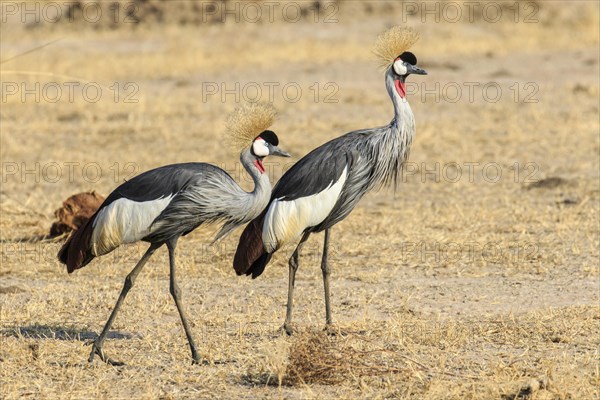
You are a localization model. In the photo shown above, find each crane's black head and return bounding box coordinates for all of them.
[392,52,427,77]
[400,51,417,65]
[251,130,290,159]
[258,130,279,146]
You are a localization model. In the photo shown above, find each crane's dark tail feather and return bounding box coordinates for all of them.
[57,216,96,273]
[233,212,272,279]
[249,252,272,279]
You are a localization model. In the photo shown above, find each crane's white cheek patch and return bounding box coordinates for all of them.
[253,139,269,157]
[393,61,407,76]
[262,167,348,252]
[91,196,173,256]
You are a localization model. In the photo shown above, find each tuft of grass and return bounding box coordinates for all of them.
[286,330,404,385]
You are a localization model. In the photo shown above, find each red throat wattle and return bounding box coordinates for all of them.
[395,80,406,98]
[254,159,265,174]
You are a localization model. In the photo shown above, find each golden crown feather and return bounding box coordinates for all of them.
[226,102,277,150]
[372,26,420,70]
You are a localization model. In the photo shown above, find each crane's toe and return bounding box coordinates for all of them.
[88,345,125,366]
[191,357,209,366]
[323,323,346,337]
[280,322,297,336]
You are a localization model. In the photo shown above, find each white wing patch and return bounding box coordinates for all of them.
[262,167,348,253]
[91,195,173,256]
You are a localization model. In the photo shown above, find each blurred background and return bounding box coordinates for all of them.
[1,1,598,205]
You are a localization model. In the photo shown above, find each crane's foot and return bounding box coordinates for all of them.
[280,322,297,336]
[323,323,346,337]
[191,356,209,366]
[191,351,209,366]
[88,343,125,366]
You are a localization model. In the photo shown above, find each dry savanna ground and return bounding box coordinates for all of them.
[1,1,599,399]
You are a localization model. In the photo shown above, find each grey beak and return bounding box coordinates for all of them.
[270,146,291,157]
[408,64,427,75]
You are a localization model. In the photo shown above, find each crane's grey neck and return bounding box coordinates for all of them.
[366,68,416,191]
[208,148,273,242]
[240,148,272,216]
[385,69,410,126]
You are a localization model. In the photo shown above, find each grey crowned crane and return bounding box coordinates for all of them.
[58,103,289,365]
[233,27,427,334]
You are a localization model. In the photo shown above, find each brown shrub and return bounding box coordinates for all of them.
[49,191,105,237]
[286,330,403,385]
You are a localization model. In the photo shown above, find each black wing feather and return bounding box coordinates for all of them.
[272,132,366,201]
[101,162,222,207]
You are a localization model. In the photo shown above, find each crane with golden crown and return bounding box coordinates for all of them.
[58,103,290,365]
[233,27,427,334]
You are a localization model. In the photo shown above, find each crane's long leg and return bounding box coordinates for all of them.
[321,229,333,327]
[89,242,161,365]
[166,238,203,365]
[283,232,310,335]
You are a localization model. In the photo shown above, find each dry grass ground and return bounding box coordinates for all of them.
[1,1,599,399]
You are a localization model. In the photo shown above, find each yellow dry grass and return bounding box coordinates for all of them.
[1,1,599,399]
